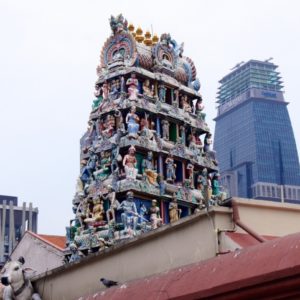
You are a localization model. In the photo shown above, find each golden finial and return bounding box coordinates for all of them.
[136,26,143,35]
[145,30,151,39]
[144,30,153,46]
[135,26,144,43]
[128,23,135,32]
[152,34,159,45]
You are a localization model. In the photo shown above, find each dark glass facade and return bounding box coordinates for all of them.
[214,60,300,203]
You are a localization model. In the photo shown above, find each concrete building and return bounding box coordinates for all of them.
[214,60,300,203]
[0,195,38,265]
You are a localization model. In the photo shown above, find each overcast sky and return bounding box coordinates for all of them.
[1,0,300,235]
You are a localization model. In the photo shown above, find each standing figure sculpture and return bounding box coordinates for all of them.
[149,199,162,229]
[126,73,139,101]
[142,151,158,185]
[158,84,166,102]
[165,154,176,183]
[118,191,138,235]
[162,119,170,141]
[103,185,120,224]
[169,194,181,223]
[126,106,140,138]
[186,163,195,189]
[123,145,138,180]
[99,82,110,111]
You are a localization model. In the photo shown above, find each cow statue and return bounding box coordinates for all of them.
[0,257,41,300]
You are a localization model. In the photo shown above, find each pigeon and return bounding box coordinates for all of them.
[100,278,118,288]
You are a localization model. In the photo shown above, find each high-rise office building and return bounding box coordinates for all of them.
[214,59,300,202]
[0,195,38,265]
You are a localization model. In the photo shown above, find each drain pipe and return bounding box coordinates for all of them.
[231,199,266,243]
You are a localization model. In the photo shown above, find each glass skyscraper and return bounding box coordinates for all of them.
[214,59,300,203]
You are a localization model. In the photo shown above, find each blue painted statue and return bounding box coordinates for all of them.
[125,105,140,138]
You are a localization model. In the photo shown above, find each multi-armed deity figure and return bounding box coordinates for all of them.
[118,191,138,235]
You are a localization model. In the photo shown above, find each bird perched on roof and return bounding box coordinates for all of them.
[100,278,118,288]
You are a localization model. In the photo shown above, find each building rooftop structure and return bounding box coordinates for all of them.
[217,59,283,105]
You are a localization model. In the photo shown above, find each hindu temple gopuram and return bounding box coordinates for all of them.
[65,14,226,260]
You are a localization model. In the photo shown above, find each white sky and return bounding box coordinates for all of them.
[1,0,300,235]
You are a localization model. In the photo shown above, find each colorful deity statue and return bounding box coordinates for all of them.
[173,89,179,108]
[98,82,110,111]
[101,114,115,139]
[188,129,203,156]
[92,86,103,111]
[126,73,139,101]
[68,243,84,263]
[165,154,176,183]
[195,98,206,120]
[197,168,212,207]
[158,84,166,102]
[142,79,154,98]
[211,173,226,202]
[94,151,111,181]
[162,119,170,140]
[91,197,105,223]
[125,106,140,138]
[103,185,120,224]
[181,94,192,113]
[186,163,195,189]
[149,199,162,229]
[204,133,213,153]
[123,146,138,180]
[142,151,158,185]
[109,14,128,35]
[140,116,155,141]
[118,191,138,234]
[109,79,120,100]
[169,194,181,223]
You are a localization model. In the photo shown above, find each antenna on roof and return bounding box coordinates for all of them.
[265,57,273,63]
[230,61,245,70]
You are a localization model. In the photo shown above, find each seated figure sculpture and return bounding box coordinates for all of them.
[142,79,154,98]
[126,73,139,101]
[118,191,138,235]
[126,106,140,138]
[142,151,158,185]
[123,145,138,180]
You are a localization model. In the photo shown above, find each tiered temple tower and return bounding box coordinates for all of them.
[66,15,222,257]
